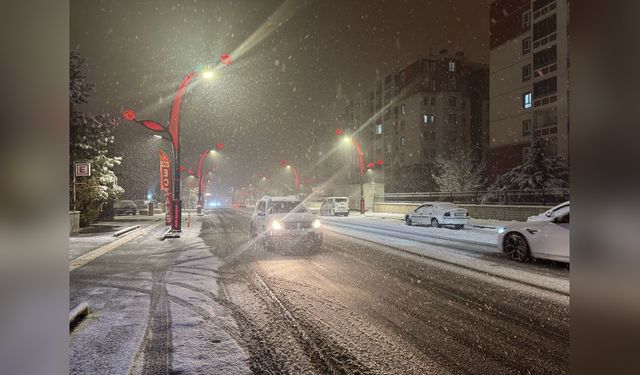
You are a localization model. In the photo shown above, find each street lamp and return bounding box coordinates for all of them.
[286,164,299,193]
[336,129,365,214]
[122,56,230,235]
[196,145,222,215]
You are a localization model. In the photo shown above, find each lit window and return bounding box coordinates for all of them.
[400,104,406,114]
[430,114,436,123]
[375,124,383,135]
[523,92,532,109]
[400,137,406,146]
[423,114,429,124]
[448,61,456,72]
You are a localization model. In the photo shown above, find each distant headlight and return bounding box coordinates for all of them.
[497,226,506,234]
[271,221,283,230]
[312,219,322,229]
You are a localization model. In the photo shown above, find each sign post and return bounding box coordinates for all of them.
[73,162,91,211]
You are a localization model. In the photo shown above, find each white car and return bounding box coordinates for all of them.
[250,196,322,253]
[320,197,349,216]
[528,201,570,222]
[404,202,469,229]
[497,209,569,263]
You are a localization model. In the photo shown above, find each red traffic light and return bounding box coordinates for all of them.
[335,128,343,136]
[220,53,232,66]
[179,166,186,172]
[377,159,384,166]
[217,143,224,150]
[122,109,136,121]
[367,162,375,169]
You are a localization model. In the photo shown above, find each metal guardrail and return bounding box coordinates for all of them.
[374,189,569,206]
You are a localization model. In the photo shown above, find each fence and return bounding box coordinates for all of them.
[374,188,569,206]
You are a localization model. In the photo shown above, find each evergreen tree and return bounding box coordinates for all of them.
[70,52,124,225]
[491,137,569,191]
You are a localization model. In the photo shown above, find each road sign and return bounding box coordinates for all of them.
[75,162,91,177]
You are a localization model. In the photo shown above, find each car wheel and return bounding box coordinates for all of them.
[503,232,531,262]
[406,216,412,226]
[431,218,440,228]
[455,224,464,229]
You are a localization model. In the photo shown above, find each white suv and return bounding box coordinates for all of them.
[250,196,322,253]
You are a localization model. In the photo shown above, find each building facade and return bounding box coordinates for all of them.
[489,0,570,178]
[338,52,489,193]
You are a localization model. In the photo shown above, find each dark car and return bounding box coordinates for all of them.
[113,200,138,216]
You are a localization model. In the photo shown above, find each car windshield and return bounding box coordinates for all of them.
[268,201,307,214]
[335,198,347,203]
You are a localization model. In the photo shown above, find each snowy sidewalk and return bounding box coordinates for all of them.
[69,215,164,260]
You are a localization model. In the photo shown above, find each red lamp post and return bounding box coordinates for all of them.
[336,129,366,214]
[286,163,299,193]
[122,55,230,236]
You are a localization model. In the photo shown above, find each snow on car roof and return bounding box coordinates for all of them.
[265,195,301,202]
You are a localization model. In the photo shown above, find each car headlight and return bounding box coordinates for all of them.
[312,219,321,229]
[271,221,283,230]
[497,226,506,234]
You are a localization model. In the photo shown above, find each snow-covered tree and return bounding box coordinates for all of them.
[490,137,569,191]
[431,147,486,192]
[70,52,124,225]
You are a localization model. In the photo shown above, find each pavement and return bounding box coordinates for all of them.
[69,209,569,374]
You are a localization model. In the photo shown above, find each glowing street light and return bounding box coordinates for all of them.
[121,55,231,235]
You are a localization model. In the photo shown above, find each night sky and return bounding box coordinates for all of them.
[71,0,491,199]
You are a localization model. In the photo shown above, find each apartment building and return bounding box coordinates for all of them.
[489,0,570,177]
[338,52,489,192]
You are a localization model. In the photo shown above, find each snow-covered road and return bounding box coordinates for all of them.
[69,209,569,374]
[321,215,569,295]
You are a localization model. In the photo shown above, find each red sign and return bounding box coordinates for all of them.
[159,151,172,226]
[159,151,171,194]
[75,162,91,177]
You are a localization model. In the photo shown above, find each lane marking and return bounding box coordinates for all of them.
[69,224,159,272]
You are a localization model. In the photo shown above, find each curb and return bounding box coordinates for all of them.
[69,302,90,331]
[113,225,140,237]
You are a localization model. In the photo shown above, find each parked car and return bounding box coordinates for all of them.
[527,201,570,222]
[250,195,322,253]
[497,209,570,263]
[113,200,138,216]
[404,202,469,229]
[320,197,349,216]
